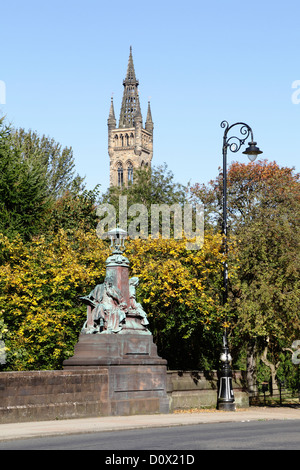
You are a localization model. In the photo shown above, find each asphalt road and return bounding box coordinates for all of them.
[0,419,299,451]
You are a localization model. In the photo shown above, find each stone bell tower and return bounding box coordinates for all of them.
[108,47,154,187]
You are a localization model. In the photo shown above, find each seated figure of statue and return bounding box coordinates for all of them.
[128,277,149,327]
[80,275,127,334]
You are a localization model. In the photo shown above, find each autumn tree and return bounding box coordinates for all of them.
[0,229,109,370]
[124,233,226,369]
[189,160,300,391]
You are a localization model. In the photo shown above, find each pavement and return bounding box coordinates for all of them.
[0,406,299,442]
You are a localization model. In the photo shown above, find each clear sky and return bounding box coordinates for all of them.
[1,0,299,193]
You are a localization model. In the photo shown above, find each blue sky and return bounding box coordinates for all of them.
[1,0,299,193]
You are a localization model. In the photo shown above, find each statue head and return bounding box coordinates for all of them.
[104,274,114,287]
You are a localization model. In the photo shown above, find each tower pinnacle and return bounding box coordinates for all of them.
[108,96,116,129]
[145,101,153,133]
[119,47,141,128]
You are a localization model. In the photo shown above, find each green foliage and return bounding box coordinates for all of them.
[44,183,101,234]
[100,163,188,240]
[102,162,186,208]
[10,127,84,198]
[0,119,51,240]
[0,119,100,240]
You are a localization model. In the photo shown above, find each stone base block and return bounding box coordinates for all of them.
[63,334,169,415]
[63,333,166,367]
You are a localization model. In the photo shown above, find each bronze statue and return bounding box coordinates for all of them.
[80,227,150,335]
[80,274,150,335]
[80,275,127,334]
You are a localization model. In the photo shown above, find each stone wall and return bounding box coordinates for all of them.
[0,369,110,424]
[0,369,249,424]
[167,370,249,411]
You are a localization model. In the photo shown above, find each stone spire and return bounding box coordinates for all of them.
[145,101,153,133]
[119,47,141,128]
[107,96,116,129]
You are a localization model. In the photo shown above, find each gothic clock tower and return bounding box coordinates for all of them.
[108,47,154,187]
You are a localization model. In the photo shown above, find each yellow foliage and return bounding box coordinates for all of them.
[0,229,110,370]
[0,229,227,370]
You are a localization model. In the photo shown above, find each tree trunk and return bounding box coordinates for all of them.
[246,340,258,396]
[260,340,279,396]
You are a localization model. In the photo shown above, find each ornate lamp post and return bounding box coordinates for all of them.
[217,121,262,411]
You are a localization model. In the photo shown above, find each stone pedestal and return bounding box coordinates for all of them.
[63,334,169,415]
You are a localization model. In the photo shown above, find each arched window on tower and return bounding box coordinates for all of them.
[127,162,133,185]
[117,163,124,187]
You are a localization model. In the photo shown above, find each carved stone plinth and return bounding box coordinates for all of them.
[63,333,166,367]
[63,334,169,415]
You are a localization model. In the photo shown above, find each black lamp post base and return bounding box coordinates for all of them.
[217,402,236,411]
[217,345,236,411]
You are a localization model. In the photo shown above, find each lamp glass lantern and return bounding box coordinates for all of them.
[107,226,127,252]
[242,141,263,162]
